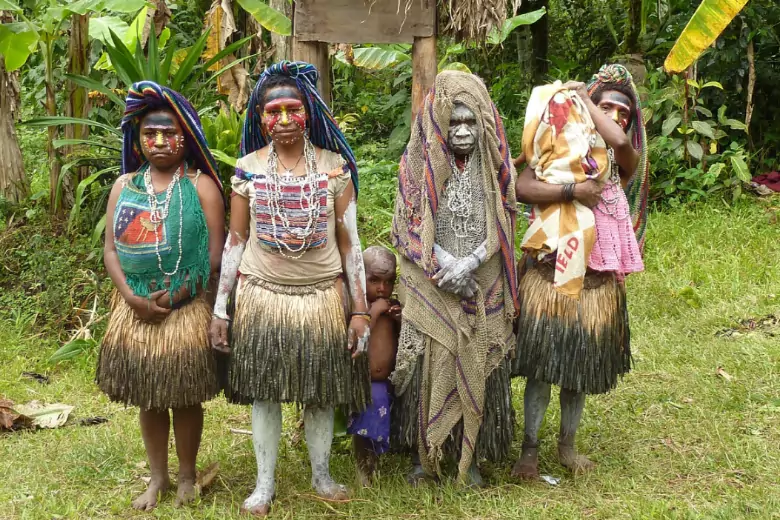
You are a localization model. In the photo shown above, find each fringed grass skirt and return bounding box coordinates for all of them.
[511,262,631,394]
[96,292,218,410]
[392,354,515,462]
[227,276,370,411]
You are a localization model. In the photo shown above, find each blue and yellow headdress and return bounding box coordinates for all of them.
[241,61,359,195]
[121,81,226,207]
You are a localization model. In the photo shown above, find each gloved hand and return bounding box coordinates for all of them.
[433,253,480,298]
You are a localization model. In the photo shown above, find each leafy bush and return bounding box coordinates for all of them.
[644,70,751,204]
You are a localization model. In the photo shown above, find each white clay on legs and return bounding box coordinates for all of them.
[304,405,348,499]
[243,400,282,511]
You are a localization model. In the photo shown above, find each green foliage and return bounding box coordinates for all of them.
[201,107,245,188]
[644,70,751,204]
[235,0,292,36]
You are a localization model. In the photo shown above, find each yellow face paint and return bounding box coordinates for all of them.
[155,130,164,147]
[280,106,289,125]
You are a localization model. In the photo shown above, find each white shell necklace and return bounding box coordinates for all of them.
[265,136,321,259]
[143,162,185,276]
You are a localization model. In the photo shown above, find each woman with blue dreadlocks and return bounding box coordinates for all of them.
[96,82,226,510]
[511,64,649,480]
[210,61,370,516]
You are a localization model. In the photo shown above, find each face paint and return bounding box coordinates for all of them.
[597,90,632,131]
[261,87,307,146]
[140,111,186,164]
[448,103,479,157]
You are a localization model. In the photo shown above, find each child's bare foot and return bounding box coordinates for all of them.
[174,477,197,507]
[353,436,377,488]
[558,443,596,474]
[511,445,539,480]
[132,476,170,511]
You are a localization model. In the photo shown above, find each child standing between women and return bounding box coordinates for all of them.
[347,246,402,486]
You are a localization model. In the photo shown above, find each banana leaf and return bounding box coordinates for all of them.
[664,0,750,73]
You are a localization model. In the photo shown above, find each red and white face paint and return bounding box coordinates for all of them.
[262,98,307,145]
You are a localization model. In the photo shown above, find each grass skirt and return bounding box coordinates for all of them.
[227,276,370,411]
[96,292,218,410]
[392,354,515,463]
[511,262,631,394]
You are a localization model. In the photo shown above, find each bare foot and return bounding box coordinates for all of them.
[313,477,348,500]
[462,461,484,488]
[240,503,271,517]
[511,446,539,480]
[356,463,373,488]
[132,476,170,511]
[174,478,197,507]
[558,443,596,474]
[406,464,432,487]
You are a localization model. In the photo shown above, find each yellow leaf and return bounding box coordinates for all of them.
[202,0,237,72]
[664,0,750,73]
[361,105,368,114]
[710,141,718,154]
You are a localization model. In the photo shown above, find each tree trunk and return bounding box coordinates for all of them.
[44,36,63,215]
[271,0,292,62]
[65,13,91,191]
[292,39,331,105]
[0,12,28,204]
[624,0,642,54]
[522,0,549,83]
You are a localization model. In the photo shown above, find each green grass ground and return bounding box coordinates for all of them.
[1,201,779,519]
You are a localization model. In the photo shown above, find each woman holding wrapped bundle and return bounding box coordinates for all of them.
[512,64,649,478]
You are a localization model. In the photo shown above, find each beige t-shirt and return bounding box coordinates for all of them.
[232,148,351,286]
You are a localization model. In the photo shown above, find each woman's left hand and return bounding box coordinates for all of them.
[348,316,370,359]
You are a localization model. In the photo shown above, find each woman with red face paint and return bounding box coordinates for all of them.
[96,82,226,510]
[511,64,649,479]
[209,62,369,516]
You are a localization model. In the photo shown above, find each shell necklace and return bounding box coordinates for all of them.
[143,162,185,276]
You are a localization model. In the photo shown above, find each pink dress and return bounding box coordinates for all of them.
[588,179,644,277]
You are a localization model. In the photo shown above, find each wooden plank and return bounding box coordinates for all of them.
[411,36,436,122]
[292,39,332,106]
[295,0,435,44]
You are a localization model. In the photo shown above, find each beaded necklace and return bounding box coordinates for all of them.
[264,136,321,258]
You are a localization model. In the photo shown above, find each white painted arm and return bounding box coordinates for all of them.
[213,232,246,320]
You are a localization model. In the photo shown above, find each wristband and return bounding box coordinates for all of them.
[350,312,371,323]
[562,183,576,202]
[212,313,231,322]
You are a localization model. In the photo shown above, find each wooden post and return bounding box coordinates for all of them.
[411,36,437,122]
[292,39,331,106]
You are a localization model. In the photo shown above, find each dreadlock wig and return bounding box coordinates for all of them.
[587,64,650,253]
[241,61,359,194]
[121,81,226,207]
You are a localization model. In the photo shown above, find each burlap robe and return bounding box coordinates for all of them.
[521,82,609,299]
[392,71,518,480]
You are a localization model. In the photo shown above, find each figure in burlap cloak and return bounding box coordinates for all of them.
[391,71,519,485]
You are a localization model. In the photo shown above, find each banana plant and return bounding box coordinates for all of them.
[664,0,750,73]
